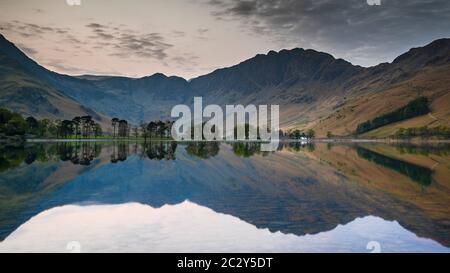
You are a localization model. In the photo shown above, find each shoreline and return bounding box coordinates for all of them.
[24,138,450,144]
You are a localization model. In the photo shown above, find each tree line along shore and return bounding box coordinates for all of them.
[1,97,449,143]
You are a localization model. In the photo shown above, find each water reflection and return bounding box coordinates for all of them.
[394,143,450,156]
[5,141,446,168]
[357,147,433,186]
[59,143,102,166]
[186,142,220,159]
[144,142,178,161]
[0,202,447,253]
[0,141,449,252]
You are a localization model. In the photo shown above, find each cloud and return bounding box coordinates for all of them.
[172,30,186,37]
[1,18,201,76]
[0,21,76,57]
[0,20,70,39]
[32,8,44,14]
[86,23,108,29]
[205,0,450,66]
[171,54,200,67]
[44,59,119,76]
[85,22,174,61]
[197,28,209,34]
[17,43,38,56]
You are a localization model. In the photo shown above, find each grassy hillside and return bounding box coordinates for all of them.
[310,63,450,138]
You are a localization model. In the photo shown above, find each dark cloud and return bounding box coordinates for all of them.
[172,30,186,37]
[64,34,82,44]
[1,20,70,39]
[171,54,200,67]
[85,22,174,61]
[1,19,200,73]
[197,28,209,34]
[206,0,450,66]
[0,21,75,57]
[86,23,108,29]
[194,28,210,41]
[17,43,38,56]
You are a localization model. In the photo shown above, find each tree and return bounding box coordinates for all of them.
[94,124,102,138]
[81,116,93,138]
[327,131,333,138]
[394,126,450,139]
[1,110,27,136]
[133,127,139,139]
[50,120,61,138]
[60,120,74,138]
[356,97,430,135]
[147,122,156,138]
[306,129,316,139]
[0,108,13,125]
[164,120,173,138]
[111,118,119,138]
[156,121,166,138]
[140,122,148,142]
[38,119,51,137]
[395,128,406,138]
[72,117,81,139]
[26,117,39,134]
[118,120,128,137]
[89,120,96,138]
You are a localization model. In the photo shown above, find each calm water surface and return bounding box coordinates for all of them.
[0,141,449,253]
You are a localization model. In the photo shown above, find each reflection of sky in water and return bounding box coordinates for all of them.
[0,201,448,253]
[1,142,449,252]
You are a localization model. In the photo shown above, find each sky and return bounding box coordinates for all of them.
[0,0,449,79]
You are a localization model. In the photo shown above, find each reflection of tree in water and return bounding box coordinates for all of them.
[395,143,450,156]
[231,142,315,157]
[144,142,177,160]
[186,142,219,159]
[0,145,27,173]
[231,142,261,158]
[111,143,130,163]
[57,143,76,162]
[0,144,53,172]
[57,142,101,166]
[281,142,315,152]
[24,147,38,165]
[357,147,433,186]
[110,143,128,163]
[0,142,101,172]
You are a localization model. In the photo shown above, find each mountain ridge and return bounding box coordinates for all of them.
[1,33,449,136]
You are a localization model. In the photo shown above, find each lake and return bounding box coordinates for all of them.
[0,141,449,253]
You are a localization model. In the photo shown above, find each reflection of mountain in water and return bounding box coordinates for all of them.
[357,147,433,186]
[1,202,448,253]
[0,142,449,249]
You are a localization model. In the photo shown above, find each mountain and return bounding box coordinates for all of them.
[74,73,194,123]
[188,39,450,135]
[0,34,109,125]
[1,33,449,136]
[191,49,361,96]
[313,39,450,137]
